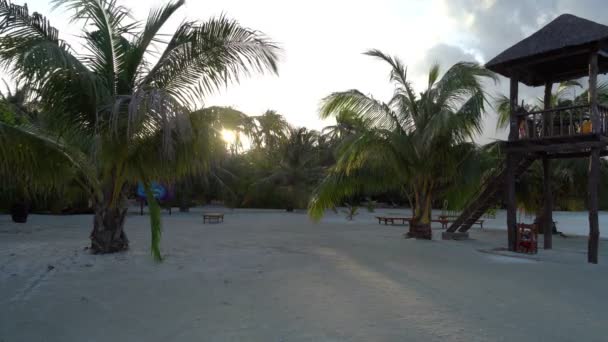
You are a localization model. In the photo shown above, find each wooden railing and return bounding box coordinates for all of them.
[515,104,608,139]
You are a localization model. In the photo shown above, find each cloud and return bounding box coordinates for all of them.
[412,44,478,79]
[429,0,608,142]
[10,0,608,143]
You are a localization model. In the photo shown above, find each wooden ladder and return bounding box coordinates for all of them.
[446,155,536,233]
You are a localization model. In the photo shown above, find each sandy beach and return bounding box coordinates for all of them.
[1,208,607,341]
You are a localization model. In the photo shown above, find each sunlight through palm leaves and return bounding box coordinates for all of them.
[0,0,280,260]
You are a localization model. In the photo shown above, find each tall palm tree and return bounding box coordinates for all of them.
[256,127,324,211]
[250,109,289,150]
[193,106,254,154]
[0,80,37,123]
[308,50,496,239]
[0,0,279,260]
[321,109,367,142]
[174,106,250,211]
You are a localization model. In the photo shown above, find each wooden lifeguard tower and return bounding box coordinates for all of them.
[444,14,608,263]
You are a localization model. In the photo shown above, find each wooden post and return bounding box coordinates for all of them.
[508,76,519,141]
[506,76,519,251]
[542,155,553,249]
[589,51,599,132]
[506,156,517,251]
[587,51,601,264]
[542,82,553,250]
[588,51,600,264]
[543,82,552,137]
[588,148,600,264]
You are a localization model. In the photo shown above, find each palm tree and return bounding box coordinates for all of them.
[256,127,324,211]
[193,106,255,154]
[0,0,279,260]
[308,50,496,239]
[0,80,37,123]
[174,106,250,211]
[250,110,289,150]
[321,109,368,142]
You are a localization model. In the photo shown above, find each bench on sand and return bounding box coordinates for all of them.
[376,216,412,225]
[376,216,455,229]
[438,215,484,229]
[203,213,224,224]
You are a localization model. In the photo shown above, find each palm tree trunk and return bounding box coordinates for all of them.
[407,185,433,239]
[285,185,295,212]
[90,202,129,253]
[90,178,129,254]
[177,180,191,212]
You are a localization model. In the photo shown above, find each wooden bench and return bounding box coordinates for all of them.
[203,213,224,224]
[377,216,454,229]
[437,215,484,229]
[375,216,412,226]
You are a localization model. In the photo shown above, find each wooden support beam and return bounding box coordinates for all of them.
[506,46,589,70]
[506,75,519,251]
[505,154,517,251]
[589,51,600,133]
[542,81,553,250]
[505,140,608,154]
[543,156,553,249]
[543,82,553,137]
[547,150,608,159]
[509,76,519,141]
[588,148,600,264]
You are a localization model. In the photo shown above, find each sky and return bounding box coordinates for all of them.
[16,0,608,143]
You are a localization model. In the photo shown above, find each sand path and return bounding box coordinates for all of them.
[1,209,607,341]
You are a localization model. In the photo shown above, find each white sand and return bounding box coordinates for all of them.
[1,208,607,341]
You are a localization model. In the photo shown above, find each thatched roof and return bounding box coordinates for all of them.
[486,14,608,86]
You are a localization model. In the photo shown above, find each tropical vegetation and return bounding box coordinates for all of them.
[0,0,279,260]
[2,1,608,259]
[308,50,497,238]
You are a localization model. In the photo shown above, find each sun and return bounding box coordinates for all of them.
[221,129,237,144]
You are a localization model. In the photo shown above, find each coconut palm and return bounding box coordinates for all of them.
[0,80,37,123]
[250,109,289,150]
[256,127,324,211]
[0,0,279,260]
[308,50,496,238]
[321,109,367,142]
[174,106,251,211]
[517,160,581,218]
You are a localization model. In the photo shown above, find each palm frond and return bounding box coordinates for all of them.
[495,94,510,130]
[0,1,87,78]
[427,63,440,89]
[434,62,497,113]
[320,90,404,133]
[146,16,280,108]
[0,121,98,199]
[52,0,135,94]
[124,0,184,87]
